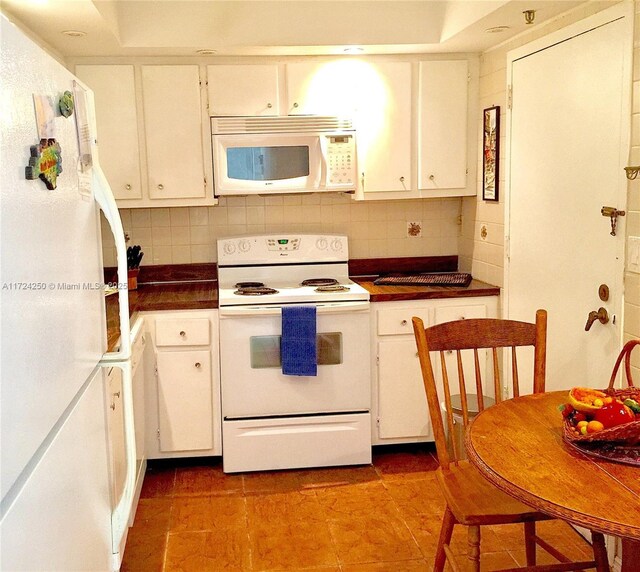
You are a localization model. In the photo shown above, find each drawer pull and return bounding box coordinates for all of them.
[401,319,408,326]
[179,331,186,337]
[113,391,120,399]
[110,402,116,411]
[195,362,201,369]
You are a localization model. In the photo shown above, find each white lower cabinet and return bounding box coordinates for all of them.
[143,310,221,458]
[372,297,498,445]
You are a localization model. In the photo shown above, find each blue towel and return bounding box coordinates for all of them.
[281,306,317,376]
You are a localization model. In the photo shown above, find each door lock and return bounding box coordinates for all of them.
[601,206,625,236]
[585,307,609,331]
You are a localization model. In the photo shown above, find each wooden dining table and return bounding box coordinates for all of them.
[465,391,640,572]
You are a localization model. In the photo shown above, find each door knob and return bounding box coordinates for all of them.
[585,307,609,331]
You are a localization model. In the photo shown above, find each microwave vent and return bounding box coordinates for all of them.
[212,116,354,135]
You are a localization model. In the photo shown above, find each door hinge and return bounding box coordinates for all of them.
[154,364,158,377]
[156,428,160,440]
[376,355,379,365]
[505,234,511,261]
[507,85,513,110]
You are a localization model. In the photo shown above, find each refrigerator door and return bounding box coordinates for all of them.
[0,16,109,500]
[0,368,112,571]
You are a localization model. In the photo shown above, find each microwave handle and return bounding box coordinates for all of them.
[319,135,330,188]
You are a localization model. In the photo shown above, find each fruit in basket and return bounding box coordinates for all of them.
[568,387,608,412]
[587,420,605,433]
[594,401,635,428]
[624,398,640,414]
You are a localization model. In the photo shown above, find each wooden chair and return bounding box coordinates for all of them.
[412,309,610,572]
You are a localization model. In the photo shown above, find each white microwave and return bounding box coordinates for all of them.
[211,116,357,196]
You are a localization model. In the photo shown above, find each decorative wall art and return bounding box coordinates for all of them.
[482,106,500,201]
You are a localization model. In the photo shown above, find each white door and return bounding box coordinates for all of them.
[506,8,631,392]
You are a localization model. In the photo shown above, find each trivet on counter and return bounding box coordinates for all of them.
[373,272,472,287]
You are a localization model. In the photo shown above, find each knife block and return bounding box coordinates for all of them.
[127,268,139,290]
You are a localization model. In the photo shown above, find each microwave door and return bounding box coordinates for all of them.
[213,134,322,195]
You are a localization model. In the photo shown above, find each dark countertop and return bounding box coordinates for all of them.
[104,258,499,352]
[353,278,500,302]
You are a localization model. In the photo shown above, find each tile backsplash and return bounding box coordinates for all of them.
[102,194,462,267]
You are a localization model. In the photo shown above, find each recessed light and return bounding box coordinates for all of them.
[196,49,217,56]
[62,30,86,37]
[485,26,510,34]
[343,47,364,54]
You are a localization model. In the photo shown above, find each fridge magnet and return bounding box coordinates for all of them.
[482,105,500,201]
[58,90,74,117]
[25,138,63,190]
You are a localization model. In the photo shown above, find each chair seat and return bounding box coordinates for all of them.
[437,462,552,526]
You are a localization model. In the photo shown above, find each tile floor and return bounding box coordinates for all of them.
[122,445,598,571]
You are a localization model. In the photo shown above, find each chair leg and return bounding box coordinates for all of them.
[524,521,536,566]
[434,506,455,572]
[467,525,480,572]
[591,531,610,572]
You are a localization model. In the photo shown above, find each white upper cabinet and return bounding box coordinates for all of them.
[75,65,142,200]
[207,64,279,116]
[356,61,412,195]
[419,60,472,193]
[141,65,207,201]
[286,60,412,195]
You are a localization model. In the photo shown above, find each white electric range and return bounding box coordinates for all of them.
[217,234,372,473]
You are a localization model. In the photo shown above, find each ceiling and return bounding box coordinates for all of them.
[1,0,616,58]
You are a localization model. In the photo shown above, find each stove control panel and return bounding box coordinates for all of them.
[267,237,300,251]
[217,234,348,264]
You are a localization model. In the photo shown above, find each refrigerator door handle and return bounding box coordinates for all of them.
[94,162,131,362]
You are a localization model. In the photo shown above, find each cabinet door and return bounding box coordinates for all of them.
[141,65,206,200]
[156,350,213,452]
[106,367,126,506]
[207,64,279,116]
[377,339,430,439]
[75,65,142,200]
[434,303,492,399]
[357,62,412,193]
[419,60,468,190]
[286,61,354,115]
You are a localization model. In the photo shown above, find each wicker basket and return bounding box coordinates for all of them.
[563,340,640,445]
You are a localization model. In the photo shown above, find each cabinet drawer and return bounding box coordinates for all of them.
[377,306,430,336]
[155,318,210,346]
[434,304,487,324]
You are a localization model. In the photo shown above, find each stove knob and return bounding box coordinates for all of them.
[223,242,236,255]
[238,239,251,253]
[330,238,343,252]
[316,238,328,250]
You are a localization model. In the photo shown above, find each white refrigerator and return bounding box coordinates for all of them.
[0,15,135,572]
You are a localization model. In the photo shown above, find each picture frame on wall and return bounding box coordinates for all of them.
[482,106,500,201]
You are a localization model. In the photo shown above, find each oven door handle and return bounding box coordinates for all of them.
[219,301,370,316]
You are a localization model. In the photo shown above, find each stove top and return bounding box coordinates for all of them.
[217,234,370,307]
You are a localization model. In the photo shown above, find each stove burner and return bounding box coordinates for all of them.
[301,278,339,287]
[315,284,350,293]
[234,287,278,296]
[235,281,265,289]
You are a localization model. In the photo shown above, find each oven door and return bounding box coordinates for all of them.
[213,133,323,195]
[219,302,370,418]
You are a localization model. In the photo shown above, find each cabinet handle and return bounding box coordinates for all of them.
[113,391,121,399]
[194,362,201,369]
[399,176,405,183]
[293,102,299,109]
[125,184,132,190]
[110,402,116,411]
[179,331,186,337]
[157,184,164,190]
[429,174,435,181]
[401,319,407,326]
[415,352,419,358]
[267,103,273,109]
